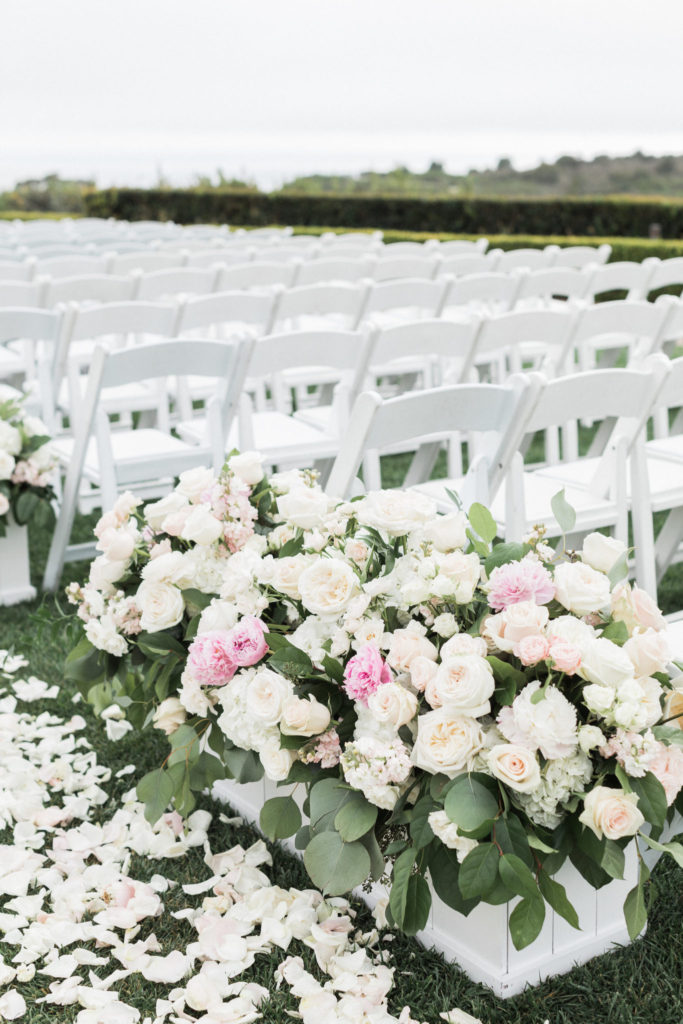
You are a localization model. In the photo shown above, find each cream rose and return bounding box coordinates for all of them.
[664,683,683,731]
[141,550,184,584]
[432,551,481,603]
[483,601,549,653]
[176,466,215,503]
[356,489,436,537]
[246,668,293,726]
[441,634,488,659]
[144,491,189,531]
[412,710,484,777]
[90,555,129,592]
[277,487,330,529]
[579,638,635,688]
[425,655,495,717]
[197,599,239,634]
[367,682,418,728]
[581,533,627,575]
[96,525,137,562]
[0,452,14,481]
[409,655,439,692]
[229,450,264,486]
[611,581,666,634]
[623,628,671,678]
[387,627,438,673]
[267,554,315,600]
[579,785,644,840]
[181,503,223,546]
[280,695,331,737]
[487,743,541,793]
[152,697,187,736]
[427,810,478,861]
[298,559,358,618]
[553,561,611,617]
[135,581,185,632]
[423,511,468,552]
[259,741,297,782]
[582,683,616,716]
[0,421,21,455]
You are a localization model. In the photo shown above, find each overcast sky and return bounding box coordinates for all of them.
[2,0,682,187]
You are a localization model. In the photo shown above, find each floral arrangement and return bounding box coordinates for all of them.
[66,452,683,951]
[0,390,56,534]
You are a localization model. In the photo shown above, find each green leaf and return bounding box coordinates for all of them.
[445,773,499,833]
[224,747,264,783]
[189,751,225,790]
[303,831,370,896]
[638,833,683,869]
[538,871,580,929]
[630,772,668,829]
[600,619,629,646]
[409,797,437,850]
[468,502,497,544]
[494,815,533,868]
[358,828,384,882]
[136,630,187,658]
[180,588,213,611]
[335,791,378,842]
[402,874,432,935]
[458,843,499,900]
[623,860,650,941]
[13,488,40,526]
[294,825,311,850]
[137,768,174,824]
[428,845,477,916]
[498,854,539,900]
[268,644,314,678]
[389,848,417,927]
[486,656,527,706]
[509,895,546,950]
[309,778,352,834]
[608,550,630,587]
[551,489,576,534]
[260,795,302,840]
[322,654,344,685]
[167,723,201,767]
[65,635,106,685]
[652,725,683,749]
[484,542,531,575]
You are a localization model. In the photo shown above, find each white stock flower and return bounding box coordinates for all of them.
[85,614,128,657]
[578,724,606,753]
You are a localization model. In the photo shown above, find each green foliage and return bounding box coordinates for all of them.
[303,830,370,895]
[444,773,499,833]
[260,795,302,840]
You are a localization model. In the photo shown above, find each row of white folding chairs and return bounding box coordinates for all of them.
[328,351,683,599]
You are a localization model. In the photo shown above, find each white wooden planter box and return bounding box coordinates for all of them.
[213,778,681,999]
[0,518,35,606]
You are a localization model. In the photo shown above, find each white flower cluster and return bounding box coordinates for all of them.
[0,393,55,520]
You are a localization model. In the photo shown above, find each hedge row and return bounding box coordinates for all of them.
[84,189,683,238]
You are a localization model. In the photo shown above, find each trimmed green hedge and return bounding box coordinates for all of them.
[84,188,683,238]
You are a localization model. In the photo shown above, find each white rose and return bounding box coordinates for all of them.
[579,785,644,840]
[488,744,541,793]
[277,487,330,529]
[387,627,438,672]
[367,682,418,728]
[176,465,215,503]
[580,638,635,688]
[181,503,223,546]
[441,634,488,659]
[85,614,128,657]
[280,695,331,736]
[546,614,596,652]
[616,676,663,730]
[0,493,8,515]
[409,655,439,692]
[0,451,15,480]
[246,668,293,726]
[0,421,21,455]
[141,550,185,584]
[89,555,129,592]
[412,710,484,777]
[611,582,666,634]
[197,599,239,634]
[352,617,386,649]
[427,810,478,861]
[582,683,616,715]
[298,559,358,618]
[264,554,315,600]
[578,724,605,753]
[229,451,264,486]
[259,741,297,782]
[96,525,138,561]
[497,682,577,759]
[553,561,611,617]
[345,538,370,566]
[432,551,481,603]
[426,655,495,717]
[22,415,49,438]
[582,533,627,575]
[136,581,185,632]
[623,628,671,678]
[423,511,468,552]
[483,601,549,653]
[145,491,189,531]
[152,697,187,735]
[432,613,458,639]
[356,489,437,537]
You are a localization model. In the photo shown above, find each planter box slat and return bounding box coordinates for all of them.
[0,520,35,606]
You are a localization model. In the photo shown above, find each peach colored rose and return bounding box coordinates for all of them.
[579,785,644,840]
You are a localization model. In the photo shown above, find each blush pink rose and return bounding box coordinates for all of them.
[549,639,582,675]
[343,644,392,705]
[649,743,683,805]
[514,634,550,666]
[187,631,238,687]
[487,558,555,612]
[225,616,268,667]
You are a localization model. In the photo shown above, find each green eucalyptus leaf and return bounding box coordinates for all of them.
[303,831,370,896]
[550,489,576,534]
[260,795,302,840]
[509,895,546,950]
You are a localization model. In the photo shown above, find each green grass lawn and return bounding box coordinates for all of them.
[1,486,682,1024]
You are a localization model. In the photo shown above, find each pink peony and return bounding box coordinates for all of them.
[549,638,582,675]
[225,616,268,667]
[649,743,683,805]
[514,634,550,666]
[487,558,556,612]
[343,644,392,705]
[187,631,238,687]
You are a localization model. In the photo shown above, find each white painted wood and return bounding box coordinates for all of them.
[0,518,35,605]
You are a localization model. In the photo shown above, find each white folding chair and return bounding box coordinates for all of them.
[134,266,219,301]
[110,251,188,274]
[373,255,440,281]
[177,329,375,475]
[0,281,43,308]
[43,337,252,590]
[440,254,491,277]
[515,267,593,310]
[570,299,670,371]
[366,317,481,394]
[645,256,683,297]
[0,307,61,392]
[186,248,253,269]
[35,255,110,279]
[434,238,489,257]
[216,261,298,291]
[360,277,451,327]
[0,260,35,281]
[327,374,537,503]
[251,246,317,264]
[489,246,558,272]
[321,230,382,250]
[553,244,612,268]
[271,282,368,332]
[584,261,656,302]
[472,307,579,378]
[296,256,377,286]
[442,271,524,321]
[42,274,137,309]
[382,241,436,257]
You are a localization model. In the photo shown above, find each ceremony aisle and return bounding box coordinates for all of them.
[0,489,681,1024]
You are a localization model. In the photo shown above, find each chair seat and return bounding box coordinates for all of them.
[665,617,683,660]
[178,409,340,464]
[645,436,683,462]
[292,405,335,430]
[52,429,193,483]
[59,379,159,415]
[536,454,683,512]
[0,348,28,378]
